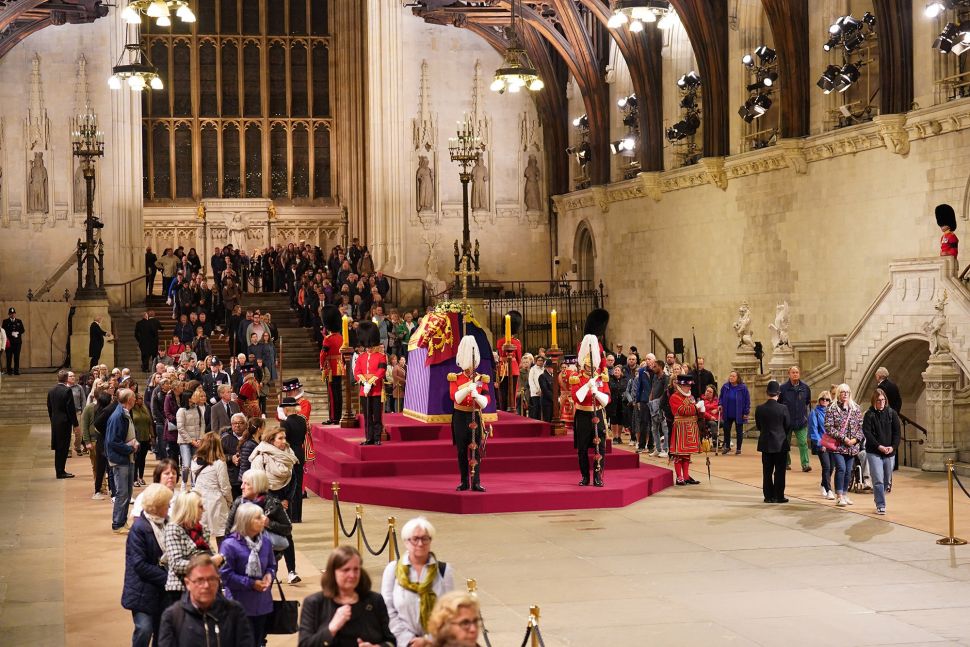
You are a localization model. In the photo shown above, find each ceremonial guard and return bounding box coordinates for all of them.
[280,396,308,521]
[319,305,344,424]
[448,335,490,492]
[668,374,702,486]
[495,310,523,411]
[570,334,611,487]
[354,321,386,445]
[937,203,958,258]
[278,377,311,421]
[237,365,262,419]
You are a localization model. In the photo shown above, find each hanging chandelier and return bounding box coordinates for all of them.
[120,0,195,27]
[490,0,544,94]
[108,39,162,92]
[608,0,678,32]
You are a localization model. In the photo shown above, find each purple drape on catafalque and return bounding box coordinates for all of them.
[403,314,497,422]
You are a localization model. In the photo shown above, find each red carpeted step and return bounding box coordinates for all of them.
[304,411,674,514]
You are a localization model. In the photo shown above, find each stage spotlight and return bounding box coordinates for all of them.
[572,114,589,129]
[862,11,876,27]
[823,34,840,51]
[752,93,772,115]
[836,63,860,92]
[844,31,866,52]
[762,71,779,87]
[926,1,948,18]
[677,70,701,89]
[741,53,754,68]
[816,64,840,94]
[755,45,776,64]
[933,22,960,53]
[738,104,755,124]
[680,94,696,110]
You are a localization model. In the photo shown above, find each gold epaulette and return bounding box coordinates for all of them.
[480,375,491,384]
[569,376,580,385]
[447,373,458,382]
[600,370,609,381]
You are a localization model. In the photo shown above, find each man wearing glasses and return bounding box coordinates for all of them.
[159,554,253,645]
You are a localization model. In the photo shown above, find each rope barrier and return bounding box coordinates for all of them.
[329,482,400,561]
[359,518,393,556]
[518,605,544,647]
[952,469,970,500]
[936,459,968,546]
[467,580,492,647]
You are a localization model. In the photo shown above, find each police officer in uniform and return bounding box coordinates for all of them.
[2,307,25,375]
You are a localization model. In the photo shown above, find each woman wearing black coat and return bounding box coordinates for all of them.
[122,484,174,647]
[862,388,901,515]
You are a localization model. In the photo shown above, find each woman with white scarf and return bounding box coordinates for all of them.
[249,427,298,500]
[220,502,276,646]
[381,517,454,647]
[122,484,173,647]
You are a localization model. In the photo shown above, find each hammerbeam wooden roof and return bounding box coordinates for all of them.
[0,0,108,59]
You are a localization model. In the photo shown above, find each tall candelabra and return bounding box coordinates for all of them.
[447,116,483,262]
[71,109,106,299]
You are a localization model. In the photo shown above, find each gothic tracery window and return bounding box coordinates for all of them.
[142,0,333,204]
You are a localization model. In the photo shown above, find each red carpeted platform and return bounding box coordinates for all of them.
[303,412,673,514]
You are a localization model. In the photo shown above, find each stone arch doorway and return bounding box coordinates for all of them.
[574,222,595,286]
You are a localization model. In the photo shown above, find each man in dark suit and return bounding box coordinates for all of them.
[875,367,903,414]
[209,384,241,434]
[755,380,791,503]
[47,369,79,479]
[538,363,555,422]
[134,309,161,372]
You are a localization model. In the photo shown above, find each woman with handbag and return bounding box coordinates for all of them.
[862,388,901,515]
[191,432,234,548]
[176,387,207,486]
[380,517,454,647]
[823,383,865,507]
[163,491,225,606]
[299,545,395,647]
[225,468,299,584]
[809,392,835,500]
[220,502,277,646]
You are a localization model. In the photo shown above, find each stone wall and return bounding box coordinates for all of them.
[0,12,142,305]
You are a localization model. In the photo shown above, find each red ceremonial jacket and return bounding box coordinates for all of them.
[496,336,523,377]
[669,389,697,418]
[319,332,344,378]
[569,370,611,412]
[353,350,387,397]
[449,371,490,412]
[941,231,959,257]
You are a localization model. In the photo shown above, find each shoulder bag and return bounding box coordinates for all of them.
[266,576,299,634]
[821,408,848,452]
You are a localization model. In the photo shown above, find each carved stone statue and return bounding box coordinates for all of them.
[524,154,542,211]
[470,158,489,211]
[27,151,48,214]
[415,156,434,212]
[224,211,248,250]
[923,292,952,356]
[73,164,86,213]
[768,301,791,349]
[733,301,754,350]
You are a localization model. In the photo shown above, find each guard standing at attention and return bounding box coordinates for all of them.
[449,335,490,492]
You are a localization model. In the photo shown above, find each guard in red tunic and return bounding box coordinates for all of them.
[495,309,523,412]
[237,365,262,420]
[937,203,958,258]
[353,321,386,445]
[668,374,702,486]
[570,334,611,487]
[319,305,344,424]
[277,377,310,421]
[448,335,491,492]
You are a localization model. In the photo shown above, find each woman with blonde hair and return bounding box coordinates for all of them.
[823,383,865,507]
[176,387,206,485]
[426,591,482,647]
[122,483,173,647]
[191,432,234,547]
[163,491,223,604]
[250,427,298,498]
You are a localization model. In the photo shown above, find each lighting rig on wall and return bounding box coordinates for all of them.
[928,1,970,54]
[611,94,638,157]
[666,72,701,166]
[120,0,196,27]
[489,0,544,93]
[607,0,678,31]
[816,12,876,95]
[566,114,592,186]
[738,45,777,124]
[108,29,162,91]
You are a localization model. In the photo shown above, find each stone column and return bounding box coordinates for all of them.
[731,349,761,390]
[333,0,368,244]
[922,352,960,471]
[766,346,796,383]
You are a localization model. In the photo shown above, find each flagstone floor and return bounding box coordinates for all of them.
[2,423,969,646]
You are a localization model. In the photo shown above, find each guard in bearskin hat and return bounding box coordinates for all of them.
[354,321,387,445]
[570,334,611,487]
[936,203,958,258]
[449,335,491,492]
[495,310,523,412]
[319,305,344,424]
[582,308,610,355]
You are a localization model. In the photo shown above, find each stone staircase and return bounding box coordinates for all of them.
[0,373,57,425]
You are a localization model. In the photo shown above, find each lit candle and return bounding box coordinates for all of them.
[550,309,557,348]
[341,315,349,341]
[505,313,511,341]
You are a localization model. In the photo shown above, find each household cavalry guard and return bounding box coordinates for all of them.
[449,335,490,492]
[319,305,344,425]
[354,320,386,446]
[570,334,611,487]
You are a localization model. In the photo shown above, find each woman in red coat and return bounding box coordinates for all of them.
[668,374,701,486]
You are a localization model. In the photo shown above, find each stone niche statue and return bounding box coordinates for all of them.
[524,154,542,212]
[923,292,952,356]
[415,156,434,212]
[768,301,791,350]
[733,301,754,350]
[224,211,249,251]
[27,151,49,214]
[470,157,489,211]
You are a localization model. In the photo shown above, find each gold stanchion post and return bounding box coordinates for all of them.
[355,504,364,556]
[331,482,340,548]
[937,458,967,545]
[529,605,541,647]
[388,517,397,563]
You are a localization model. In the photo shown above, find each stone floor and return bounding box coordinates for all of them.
[2,423,970,646]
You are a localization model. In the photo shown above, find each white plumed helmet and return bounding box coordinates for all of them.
[456,335,481,371]
[578,334,601,371]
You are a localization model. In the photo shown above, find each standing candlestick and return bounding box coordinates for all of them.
[505,313,511,341]
[341,315,350,342]
[550,309,557,348]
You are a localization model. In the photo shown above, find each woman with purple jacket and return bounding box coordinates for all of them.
[718,371,751,455]
[219,502,277,645]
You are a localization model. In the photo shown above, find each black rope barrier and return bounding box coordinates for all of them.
[360,522,392,556]
[332,491,359,538]
[518,619,545,647]
[952,470,970,500]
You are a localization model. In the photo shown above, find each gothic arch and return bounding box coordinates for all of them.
[856,334,937,411]
[574,220,596,285]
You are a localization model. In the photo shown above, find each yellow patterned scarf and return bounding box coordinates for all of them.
[395,556,439,630]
